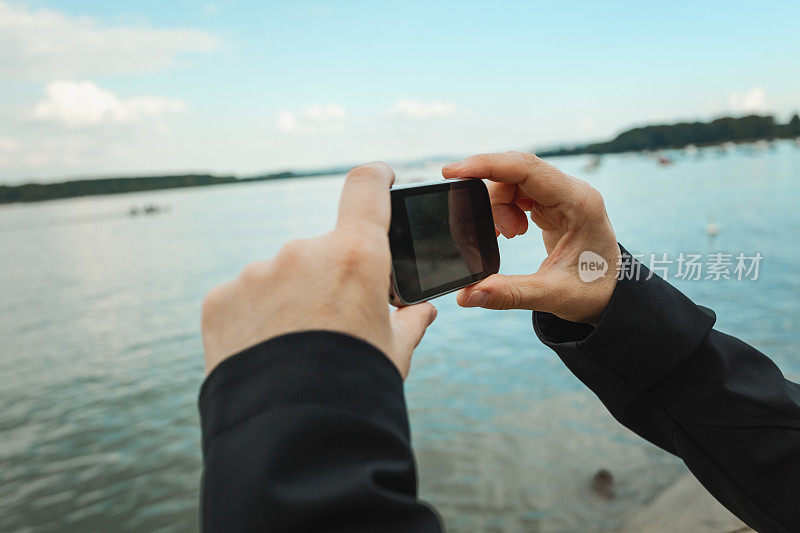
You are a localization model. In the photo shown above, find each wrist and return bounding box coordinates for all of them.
[535,244,716,393]
[567,244,621,324]
[199,330,409,453]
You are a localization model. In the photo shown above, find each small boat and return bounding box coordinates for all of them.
[754,139,770,152]
[128,204,169,216]
[584,155,601,172]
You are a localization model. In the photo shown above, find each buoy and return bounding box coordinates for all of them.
[706,215,719,236]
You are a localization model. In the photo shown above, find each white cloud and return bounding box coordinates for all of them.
[0,1,220,79]
[387,99,457,118]
[0,135,17,152]
[33,80,187,128]
[0,134,19,168]
[728,87,769,114]
[277,104,347,133]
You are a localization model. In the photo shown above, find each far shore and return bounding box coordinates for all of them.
[3,113,798,206]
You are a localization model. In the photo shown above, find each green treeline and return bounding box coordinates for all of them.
[0,174,236,204]
[0,169,341,205]
[539,114,800,157]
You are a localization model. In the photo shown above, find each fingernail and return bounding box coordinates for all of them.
[443,161,464,173]
[464,290,489,307]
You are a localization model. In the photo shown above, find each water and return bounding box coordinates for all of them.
[1,143,799,531]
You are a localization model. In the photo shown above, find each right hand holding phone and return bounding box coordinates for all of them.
[442,152,620,324]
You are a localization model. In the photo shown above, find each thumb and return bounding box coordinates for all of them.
[456,273,550,310]
[389,303,437,378]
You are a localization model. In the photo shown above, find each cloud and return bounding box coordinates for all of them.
[728,87,769,114]
[0,1,220,79]
[277,104,347,133]
[0,135,19,167]
[33,80,187,128]
[0,135,17,152]
[387,99,457,118]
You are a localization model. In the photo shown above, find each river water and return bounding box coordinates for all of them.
[1,143,799,531]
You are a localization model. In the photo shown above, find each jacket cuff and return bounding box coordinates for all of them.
[198,331,409,455]
[534,245,716,394]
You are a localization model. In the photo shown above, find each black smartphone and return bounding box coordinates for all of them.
[388,179,500,306]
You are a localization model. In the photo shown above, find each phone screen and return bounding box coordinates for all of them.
[404,188,484,291]
[389,179,500,305]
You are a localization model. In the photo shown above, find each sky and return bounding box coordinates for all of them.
[1,0,799,184]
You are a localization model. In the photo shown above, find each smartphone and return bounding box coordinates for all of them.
[388,179,500,306]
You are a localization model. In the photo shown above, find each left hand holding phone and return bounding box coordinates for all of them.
[200,162,437,378]
[442,152,620,324]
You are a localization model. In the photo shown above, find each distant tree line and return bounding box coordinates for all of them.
[3,114,798,204]
[0,169,343,204]
[538,114,800,157]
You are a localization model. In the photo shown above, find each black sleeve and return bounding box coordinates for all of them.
[534,246,800,533]
[198,331,442,533]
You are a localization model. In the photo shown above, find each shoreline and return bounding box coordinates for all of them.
[619,474,752,532]
[2,135,799,207]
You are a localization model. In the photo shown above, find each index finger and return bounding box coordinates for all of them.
[441,152,575,206]
[337,161,395,233]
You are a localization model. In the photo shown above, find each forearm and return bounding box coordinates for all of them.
[199,331,441,532]
[535,246,800,533]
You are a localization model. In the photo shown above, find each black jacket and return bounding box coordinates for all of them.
[199,248,800,532]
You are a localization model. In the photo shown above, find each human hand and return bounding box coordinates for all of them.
[201,162,437,377]
[442,152,620,324]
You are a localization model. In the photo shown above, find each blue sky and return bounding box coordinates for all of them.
[1,0,798,183]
